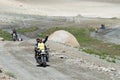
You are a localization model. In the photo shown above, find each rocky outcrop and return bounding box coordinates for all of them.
[48,30,80,48]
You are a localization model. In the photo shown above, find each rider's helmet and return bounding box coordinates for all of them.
[36,38,40,42]
[12,28,16,33]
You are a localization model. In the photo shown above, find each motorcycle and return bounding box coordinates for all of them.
[36,49,47,67]
[12,33,18,41]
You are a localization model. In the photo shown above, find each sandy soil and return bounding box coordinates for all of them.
[0,0,120,17]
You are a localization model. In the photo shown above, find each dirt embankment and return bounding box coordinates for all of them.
[0,40,120,80]
[91,24,120,44]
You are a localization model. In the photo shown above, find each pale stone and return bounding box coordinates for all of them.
[48,30,80,48]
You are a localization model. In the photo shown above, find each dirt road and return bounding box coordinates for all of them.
[0,41,72,80]
[0,40,120,80]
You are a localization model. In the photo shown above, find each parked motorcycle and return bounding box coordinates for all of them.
[12,33,18,41]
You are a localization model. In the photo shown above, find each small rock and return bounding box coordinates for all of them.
[59,55,68,59]
[0,69,2,73]
[109,68,116,71]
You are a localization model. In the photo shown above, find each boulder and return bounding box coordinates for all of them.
[48,30,80,48]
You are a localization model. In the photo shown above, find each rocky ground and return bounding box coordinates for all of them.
[0,39,120,80]
[90,24,120,45]
[0,14,120,80]
[0,67,16,80]
[0,0,120,80]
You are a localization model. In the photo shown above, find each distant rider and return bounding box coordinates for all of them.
[12,28,18,41]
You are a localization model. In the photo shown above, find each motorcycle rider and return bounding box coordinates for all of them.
[34,34,49,63]
[11,28,18,41]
